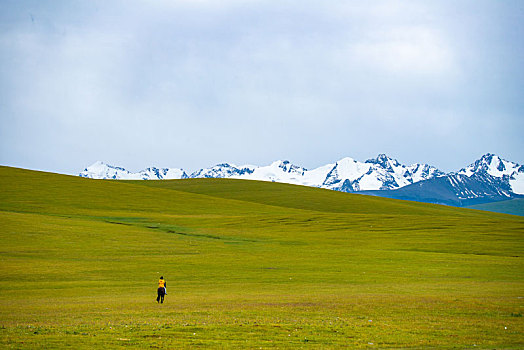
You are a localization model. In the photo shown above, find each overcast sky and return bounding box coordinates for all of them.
[1,0,522,175]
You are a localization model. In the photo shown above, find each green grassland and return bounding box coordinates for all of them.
[0,166,523,349]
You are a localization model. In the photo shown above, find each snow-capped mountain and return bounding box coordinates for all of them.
[232,160,312,185]
[458,153,524,194]
[79,155,444,191]
[78,153,523,207]
[320,155,444,192]
[363,154,524,206]
[185,155,444,191]
[79,161,187,180]
[190,163,256,179]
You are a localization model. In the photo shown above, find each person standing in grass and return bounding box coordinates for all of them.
[157,276,166,303]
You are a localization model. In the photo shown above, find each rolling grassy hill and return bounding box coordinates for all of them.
[467,198,524,217]
[1,166,523,348]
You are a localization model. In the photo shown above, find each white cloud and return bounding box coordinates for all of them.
[351,26,455,75]
[0,0,522,173]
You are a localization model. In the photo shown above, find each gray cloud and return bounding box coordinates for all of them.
[1,0,523,174]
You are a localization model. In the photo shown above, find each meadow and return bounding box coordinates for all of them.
[0,166,523,348]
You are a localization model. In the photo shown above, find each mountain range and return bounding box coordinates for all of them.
[79,153,524,207]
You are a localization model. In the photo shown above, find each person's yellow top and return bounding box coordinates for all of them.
[158,279,165,288]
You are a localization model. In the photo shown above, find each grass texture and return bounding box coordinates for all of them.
[0,166,523,348]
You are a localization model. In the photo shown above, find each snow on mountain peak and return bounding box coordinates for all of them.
[190,162,255,178]
[80,161,187,180]
[457,154,523,194]
[272,160,306,174]
[460,154,516,177]
[79,155,445,191]
[317,155,444,191]
[79,154,522,195]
